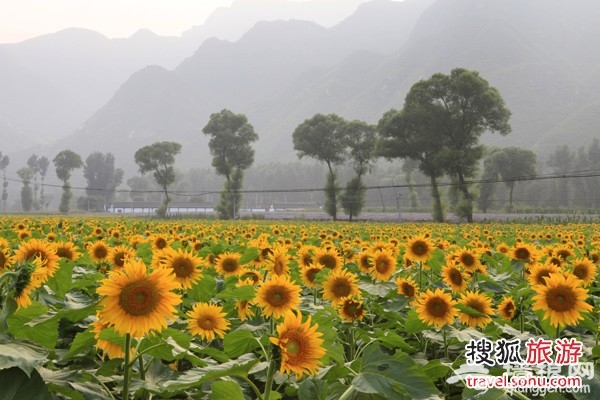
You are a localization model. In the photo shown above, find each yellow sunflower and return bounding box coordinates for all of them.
[13,258,46,309]
[312,247,342,271]
[266,245,291,276]
[404,234,435,263]
[369,248,397,282]
[0,247,16,272]
[15,238,60,279]
[569,258,596,286]
[458,290,494,329]
[88,240,111,263]
[527,261,560,286]
[441,263,469,293]
[511,243,539,262]
[296,245,317,269]
[395,276,419,299]
[107,245,136,270]
[497,296,517,321]
[53,241,81,262]
[96,258,182,337]
[356,250,373,274]
[160,247,204,289]
[337,297,366,322]
[300,262,323,288]
[92,318,128,360]
[150,234,170,251]
[186,302,230,341]
[236,299,256,321]
[532,273,593,328]
[215,252,243,277]
[255,275,301,318]
[270,311,326,379]
[449,248,484,273]
[322,269,361,306]
[415,288,458,328]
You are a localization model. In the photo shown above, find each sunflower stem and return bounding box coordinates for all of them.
[263,353,277,400]
[443,328,449,360]
[241,376,263,400]
[555,325,561,339]
[138,355,145,381]
[123,333,132,399]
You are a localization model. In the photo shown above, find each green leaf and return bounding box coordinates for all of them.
[375,330,414,352]
[298,378,328,400]
[455,302,489,318]
[45,260,74,298]
[188,273,217,302]
[64,330,96,359]
[223,329,259,358]
[239,247,260,265]
[351,344,440,400]
[0,339,48,377]
[135,242,153,264]
[216,283,255,301]
[403,309,428,334]
[6,303,58,349]
[161,354,258,391]
[0,367,52,400]
[534,309,557,338]
[210,380,245,400]
[422,360,451,381]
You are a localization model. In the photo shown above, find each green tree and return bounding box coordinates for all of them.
[16,167,34,212]
[402,68,511,222]
[547,144,574,208]
[293,113,346,220]
[37,156,50,211]
[134,141,181,217]
[53,150,83,213]
[83,152,124,211]
[340,120,377,221]
[27,155,40,209]
[202,109,258,219]
[0,153,9,211]
[377,108,446,222]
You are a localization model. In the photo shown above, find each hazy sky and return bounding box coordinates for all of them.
[0,0,399,44]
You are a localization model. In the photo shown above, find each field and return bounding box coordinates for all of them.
[0,215,599,399]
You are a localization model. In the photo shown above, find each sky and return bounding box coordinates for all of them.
[0,0,395,44]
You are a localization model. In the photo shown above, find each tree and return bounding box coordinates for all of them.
[0,153,9,211]
[202,109,258,219]
[479,147,536,212]
[27,155,40,209]
[293,113,346,220]
[16,167,34,212]
[377,108,447,222]
[53,150,83,213]
[134,141,181,217]
[400,68,511,222]
[547,144,574,208]
[37,156,50,211]
[340,120,377,221]
[83,152,124,211]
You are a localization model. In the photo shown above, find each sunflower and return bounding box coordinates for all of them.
[236,299,256,321]
[404,235,435,263]
[312,247,342,271]
[532,273,593,328]
[161,248,204,288]
[395,276,419,299]
[511,243,539,262]
[186,302,230,341]
[108,245,136,270]
[449,248,484,273]
[92,318,128,359]
[150,234,170,251]
[15,238,60,279]
[0,247,16,272]
[356,251,373,273]
[215,252,243,277]
[96,258,182,337]
[497,296,517,321]
[13,258,46,309]
[88,240,111,263]
[270,311,326,379]
[441,263,469,293]
[322,269,361,305]
[369,248,397,282]
[527,261,560,286]
[337,297,366,322]
[415,288,458,328]
[300,263,323,288]
[569,258,596,286]
[267,245,291,276]
[255,275,301,318]
[458,290,494,328]
[296,245,316,269]
[53,241,81,262]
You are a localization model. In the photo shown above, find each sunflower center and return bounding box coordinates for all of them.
[119,279,160,316]
[401,283,415,297]
[56,248,73,259]
[286,339,301,355]
[173,258,194,278]
[427,297,449,317]
[154,238,168,249]
[200,317,214,330]
[318,254,337,269]
[114,252,126,267]
[546,285,576,312]
[573,265,588,280]
[333,281,350,297]
[25,249,46,262]
[302,254,313,266]
[448,268,463,285]
[412,241,428,256]
[0,252,6,268]
[515,248,530,260]
[94,246,108,259]
[222,258,238,272]
[535,270,552,285]
[375,259,390,273]
[466,300,485,315]
[306,268,319,283]
[267,288,288,306]
[460,254,475,267]
[274,260,285,275]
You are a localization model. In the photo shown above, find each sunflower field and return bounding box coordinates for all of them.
[0,216,599,399]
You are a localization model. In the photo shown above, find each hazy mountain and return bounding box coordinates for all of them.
[8,0,600,183]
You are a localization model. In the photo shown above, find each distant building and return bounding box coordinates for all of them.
[108,201,214,214]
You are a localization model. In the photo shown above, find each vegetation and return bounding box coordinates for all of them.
[202,109,259,220]
[53,149,83,213]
